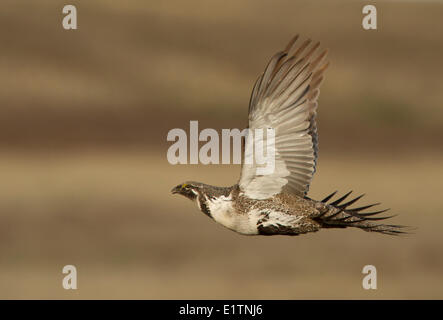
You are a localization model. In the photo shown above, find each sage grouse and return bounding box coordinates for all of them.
[171,35,406,236]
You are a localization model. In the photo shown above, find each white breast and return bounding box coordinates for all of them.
[205,195,259,235]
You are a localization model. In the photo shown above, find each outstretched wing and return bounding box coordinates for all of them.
[238,35,329,200]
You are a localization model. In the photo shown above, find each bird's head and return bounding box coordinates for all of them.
[171,181,203,201]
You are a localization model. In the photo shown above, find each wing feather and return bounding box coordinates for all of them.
[239,35,329,199]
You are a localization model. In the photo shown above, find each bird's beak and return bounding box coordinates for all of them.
[171,185,181,194]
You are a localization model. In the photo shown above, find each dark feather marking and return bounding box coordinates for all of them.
[359,215,396,221]
[199,197,211,218]
[354,208,390,217]
[337,194,365,209]
[257,224,300,236]
[347,203,380,212]
[329,191,352,206]
[321,190,337,203]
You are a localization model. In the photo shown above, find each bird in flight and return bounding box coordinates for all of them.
[172,35,406,236]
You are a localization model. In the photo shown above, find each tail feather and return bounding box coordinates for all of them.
[314,191,413,236]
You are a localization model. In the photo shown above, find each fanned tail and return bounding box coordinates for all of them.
[314,191,412,236]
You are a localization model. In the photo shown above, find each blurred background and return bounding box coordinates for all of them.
[1,0,442,299]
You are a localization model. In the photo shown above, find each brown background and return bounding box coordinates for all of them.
[1,0,442,298]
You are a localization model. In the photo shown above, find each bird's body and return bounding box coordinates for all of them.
[172,35,407,236]
[177,182,402,236]
[201,186,320,235]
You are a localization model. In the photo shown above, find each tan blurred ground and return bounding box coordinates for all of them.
[0,0,443,299]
